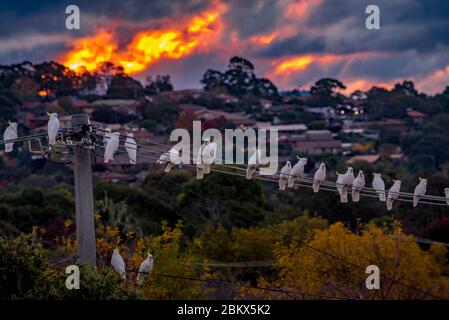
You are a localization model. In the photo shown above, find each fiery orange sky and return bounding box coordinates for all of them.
[62,4,226,74]
[2,0,449,94]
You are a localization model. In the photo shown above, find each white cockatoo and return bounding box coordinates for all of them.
[387,179,402,211]
[3,121,18,153]
[246,149,262,180]
[137,253,153,285]
[312,163,326,193]
[157,147,181,172]
[125,132,137,164]
[445,188,449,205]
[103,128,112,144]
[111,248,126,279]
[47,112,60,145]
[336,172,346,203]
[196,138,217,179]
[351,170,365,202]
[372,173,386,202]
[201,140,217,175]
[413,177,427,207]
[336,167,354,203]
[104,132,120,163]
[287,156,307,188]
[278,161,292,191]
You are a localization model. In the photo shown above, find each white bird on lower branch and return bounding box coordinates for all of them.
[278,161,291,191]
[445,188,449,205]
[137,253,153,285]
[413,177,427,207]
[351,170,365,202]
[3,120,18,153]
[111,248,126,279]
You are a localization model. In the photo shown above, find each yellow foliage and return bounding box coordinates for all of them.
[242,222,449,300]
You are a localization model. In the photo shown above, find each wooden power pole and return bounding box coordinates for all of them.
[71,114,96,266]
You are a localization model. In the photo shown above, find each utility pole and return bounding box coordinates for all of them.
[71,114,96,266]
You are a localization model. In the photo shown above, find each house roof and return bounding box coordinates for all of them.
[347,155,380,164]
[256,123,308,131]
[293,140,342,150]
[407,110,426,118]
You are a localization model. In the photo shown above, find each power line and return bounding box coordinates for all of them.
[125,270,353,300]
[96,144,444,298]
[106,144,448,208]
[102,150,299,300]
[106,145,442,299]
[95,129,449,204]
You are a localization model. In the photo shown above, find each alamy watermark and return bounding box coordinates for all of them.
[65,5,80,30]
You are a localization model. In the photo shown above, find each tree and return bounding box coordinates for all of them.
[107,74,144,99]
[241,222,449,299]
[201,69,225,92]
[145,74,173,95]
[309,78,346,107]
[310,78,346,97]
[393,80,418,96]
[200,56,280,100]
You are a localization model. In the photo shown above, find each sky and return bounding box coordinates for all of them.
[1,0,449,94]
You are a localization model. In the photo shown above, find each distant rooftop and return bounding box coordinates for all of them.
[256,123,308,132]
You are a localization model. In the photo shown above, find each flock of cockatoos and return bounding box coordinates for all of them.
[2,114,449,281]
[2,114,449,213]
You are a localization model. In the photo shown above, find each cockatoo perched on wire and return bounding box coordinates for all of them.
[104,132,120,163]
[312,163,326,193]
[111,248,126,279]
[445,188,449,205]
[413,177,427,207]
[3,121,18,153]
[278,161,291,191]
[336,173,345,202]
[125,132,137,165]
[246,148,262,180]
[157,147,181,172]
[336,167,354,203]
[287,156,307,188]
[372,173,386,201]
[137,253,153,285]
[387,179,402,211]
[196,139,216,179]
[351,170,365,202]
[47,112,60,145]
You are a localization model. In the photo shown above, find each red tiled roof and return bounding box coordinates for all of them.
[407,110,426,118]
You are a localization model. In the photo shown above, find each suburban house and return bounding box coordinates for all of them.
[406,110,426,125]
[179,104,256,127]
[346,153,405,165]
[289,130,342,155]
[304,106,336,121]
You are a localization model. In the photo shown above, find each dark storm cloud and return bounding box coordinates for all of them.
[222,0,284,38]
[258,35,326,57]
[0,0,210,37]
[0,0,448,92]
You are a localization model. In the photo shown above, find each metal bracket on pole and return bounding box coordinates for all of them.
[71,114,96,266]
